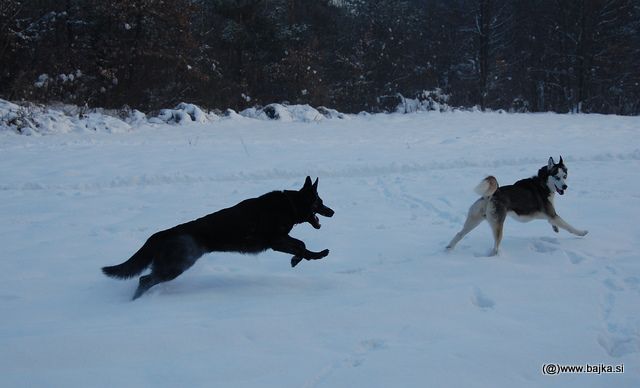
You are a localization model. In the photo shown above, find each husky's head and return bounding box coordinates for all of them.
[546,156,568,195]
[299,176,334,229]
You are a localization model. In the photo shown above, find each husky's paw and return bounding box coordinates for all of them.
[552,225,559,233]
[577,230,589,237]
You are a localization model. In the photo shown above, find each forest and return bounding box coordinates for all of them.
[1,0,638,114]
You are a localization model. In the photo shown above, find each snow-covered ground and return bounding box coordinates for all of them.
[1,110,639,387]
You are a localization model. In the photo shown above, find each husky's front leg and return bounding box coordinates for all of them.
[549,216,588,236]
[271,236,330,267]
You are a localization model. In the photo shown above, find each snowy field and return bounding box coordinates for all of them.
[1,110,639,387]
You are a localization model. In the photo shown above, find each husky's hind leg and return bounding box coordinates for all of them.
[446,198,486,250]
[486,203,506,256]
[487,219,504,256]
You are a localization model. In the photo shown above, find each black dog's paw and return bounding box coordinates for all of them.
[292,250,330,267]
[291,256,303,268]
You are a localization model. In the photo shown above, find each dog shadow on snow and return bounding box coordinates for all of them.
[449,235,585,260]
[128,266,338,299]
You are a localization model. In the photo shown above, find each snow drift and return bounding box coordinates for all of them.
[1,99,351,135]
[1,107,639,388]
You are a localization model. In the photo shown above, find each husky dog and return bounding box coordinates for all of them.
[446,157,588,255]
[102,177,334,300]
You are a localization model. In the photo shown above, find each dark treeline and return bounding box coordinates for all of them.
[1,0,639,114]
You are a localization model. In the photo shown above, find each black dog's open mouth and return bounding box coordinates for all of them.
[556,188,565,195]
[311,206,335,229]
[311,214,322,229]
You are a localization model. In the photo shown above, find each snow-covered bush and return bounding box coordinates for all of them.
[239,104,293,121]
[239,103,334,122]
[285,104,325,122]
[151,103,218,125]
[510,98,529,113]
[378,89,451,114]
[118,105,147,126]
[80,113,132,133]
[2,98,357,135]
[377,94,405,113]
[413,88,450,112]
[1,100,73,135]
[222,109,245,119]
[0,99,133,135]
[317,106,349,119]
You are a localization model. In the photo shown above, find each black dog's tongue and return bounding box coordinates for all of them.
[557,188,565,195]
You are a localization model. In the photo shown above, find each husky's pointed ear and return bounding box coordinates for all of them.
[559,155,564,165]
[313,178,318,190]
[303,176,312,190]
[548,157,555,169]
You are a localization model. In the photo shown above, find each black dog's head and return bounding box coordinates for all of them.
[299,176,334,229]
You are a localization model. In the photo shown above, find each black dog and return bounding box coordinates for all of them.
[102,177,334,299]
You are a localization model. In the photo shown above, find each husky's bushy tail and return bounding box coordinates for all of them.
[102,241,154,279]
[474,176,499,198]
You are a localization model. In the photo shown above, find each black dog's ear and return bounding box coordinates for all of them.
[302,176,312,191]
[548,157,555,169]
[559,155,564,165]
[313,178,318,191]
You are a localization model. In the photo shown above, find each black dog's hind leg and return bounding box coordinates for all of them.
[272,236,329,268]
[131,235,203,300]
[132,269,185,300]
[133,274,159,300]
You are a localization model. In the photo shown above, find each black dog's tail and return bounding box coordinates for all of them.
[102,240,154,279]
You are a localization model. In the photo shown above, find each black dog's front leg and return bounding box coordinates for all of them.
[271,236,329,268]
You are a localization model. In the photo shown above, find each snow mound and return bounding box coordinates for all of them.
[1,100,71,135]
[2,99,353,135]
[0,99,21,115]
[3,99,356,135]
[223,109,245,120]
[240,103,340,122]
[0,99,133,135]
[151,103,218,125]
[378,89,451,113]
[317,106,349,120]
[80,113,132,133]
[125,109,147,126]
